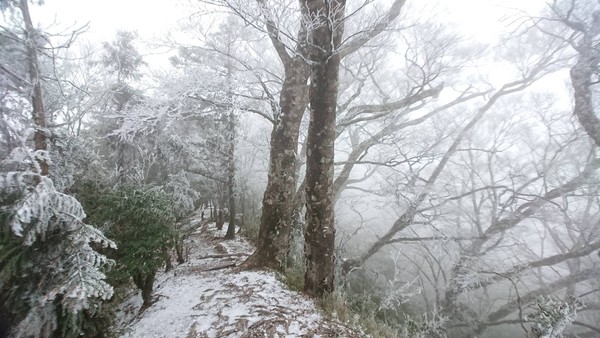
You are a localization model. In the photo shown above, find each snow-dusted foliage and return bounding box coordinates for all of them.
[400,308,448,338]
[378,250,422,311]
[47,133,100,193]
[0,149,115,337]
[528,296,584,338]
[165,172,199,217]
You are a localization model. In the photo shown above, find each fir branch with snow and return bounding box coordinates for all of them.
[0,164,116,338]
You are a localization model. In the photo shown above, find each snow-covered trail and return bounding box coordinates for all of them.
[117,210,359,337]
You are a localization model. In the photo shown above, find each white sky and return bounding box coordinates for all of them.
[30,0,186,41]
[24,0,551,81]
[28,0,549,43]
[435,0,548,39]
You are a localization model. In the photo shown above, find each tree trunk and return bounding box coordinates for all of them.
[240,189,246,228]
[133,273,156,309]
[216,209,224,230]
[225,109,236,239]
[302,0,346,298]
[216,186,225,230]
[238,0,406,273]
[243,59,310,269]
[287,182,306,268]
[19,0,48,176]
[164,251,173,272]
[175,239,185,264]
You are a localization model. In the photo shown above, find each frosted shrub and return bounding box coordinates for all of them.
[0,167,116,337]
[165,172,199,218]
[379,250,422,312]
[400,307,448,338]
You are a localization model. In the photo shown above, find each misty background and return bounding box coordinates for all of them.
[1,0,599,337]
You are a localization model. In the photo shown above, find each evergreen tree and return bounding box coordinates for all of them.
[0,149,115,337]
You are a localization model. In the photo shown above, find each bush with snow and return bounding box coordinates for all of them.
[0,152,116,337]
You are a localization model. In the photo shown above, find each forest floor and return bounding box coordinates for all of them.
[115,209,360,338]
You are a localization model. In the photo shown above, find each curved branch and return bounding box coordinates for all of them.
[470,240,600,292]
[486,268,600,323]
[256,0,292,66]
[337,83,443,128]
[339,0,407,58]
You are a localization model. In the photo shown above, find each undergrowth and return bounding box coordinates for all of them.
[319,290,398,338]
[280,249,398,336]
[279,241,446,338]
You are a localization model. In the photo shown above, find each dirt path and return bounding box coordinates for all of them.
[117,210,360,338]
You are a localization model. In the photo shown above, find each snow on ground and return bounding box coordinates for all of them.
[117,210,360,337]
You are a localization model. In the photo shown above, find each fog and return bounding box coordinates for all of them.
[1,0,599,337]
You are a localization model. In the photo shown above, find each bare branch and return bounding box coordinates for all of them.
[486,268,600,323]
[337,83,443,128]
[339,0,406,58]
[471,240,600,291]
[255,0,292,66]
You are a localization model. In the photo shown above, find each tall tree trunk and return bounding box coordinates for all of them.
[20,0,48,176]
[239,0,313,270]
[243,59,310,269]
[225,108,236,239]
[302,0,346,298]
[242,0,404,271]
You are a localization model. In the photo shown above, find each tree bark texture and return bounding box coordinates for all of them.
[244,59,310,269]
[19,0,48,176]
[302,0,346,298]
